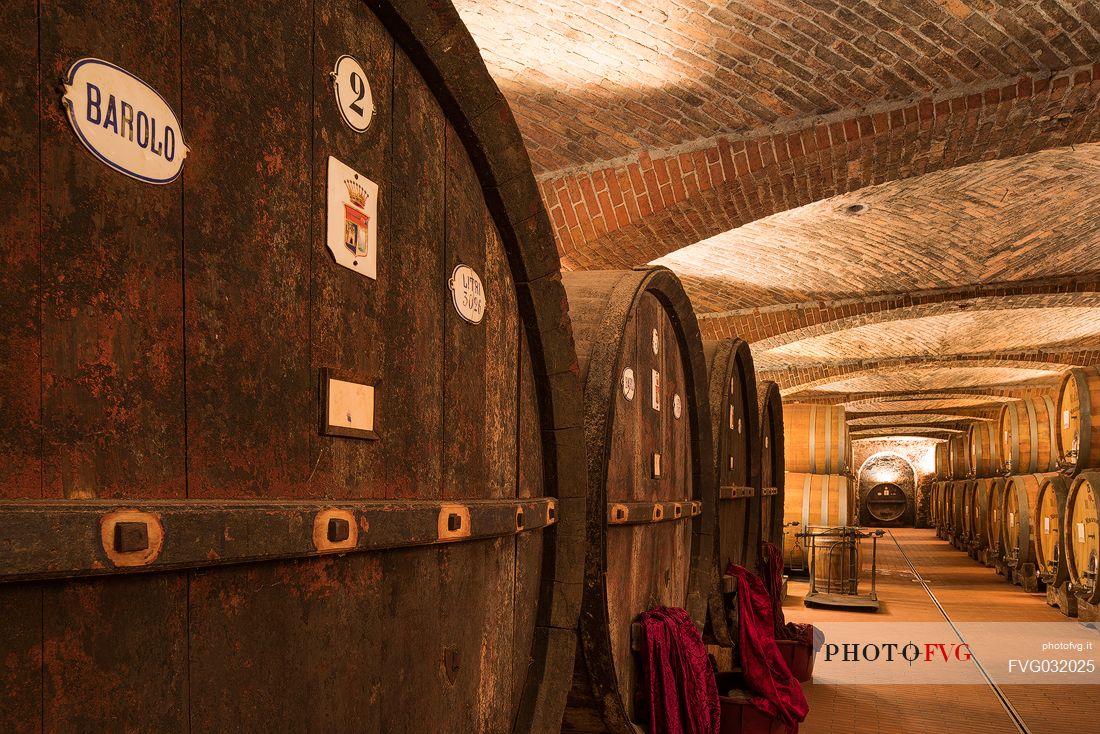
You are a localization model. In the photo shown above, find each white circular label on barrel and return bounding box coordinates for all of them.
[448,264,485,324]
[622,368,635,401]
[332,55,374,132]
[673,394,682,418]
[651,328,659,355]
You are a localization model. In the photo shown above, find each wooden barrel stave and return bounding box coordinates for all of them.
[758,380,785,557]
[562,267,713,733]
[0,2,583,731]
[1065,471,1100,605]
[1056,367,1100,475]
[783,403,847,475]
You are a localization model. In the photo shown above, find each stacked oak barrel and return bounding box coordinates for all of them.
[781,403,857,583]
[930,370,1100,622]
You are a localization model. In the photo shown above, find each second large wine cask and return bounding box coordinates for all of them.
[705,338,761,574]
[998,396,1059,475]
[782,473,854,570]
[561,267,713,733]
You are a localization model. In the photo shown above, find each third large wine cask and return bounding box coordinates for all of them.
[1002,473,1059,580]
[784,403,848,475]
[1035,474,1072,586]
[561,267,713,733]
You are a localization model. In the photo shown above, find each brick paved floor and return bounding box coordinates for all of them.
[785,528,1100,734]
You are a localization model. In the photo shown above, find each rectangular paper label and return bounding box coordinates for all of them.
[1064,410,1071,429]
[1079,523,1086,543]
[651,370,660,411]
[1044,517,1050,533]
[729,405,735,430]
[327,378,375,432]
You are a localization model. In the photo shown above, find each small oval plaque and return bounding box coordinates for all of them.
[622,368,636,401]
[332,55,374,132]
[673,394,682,419]
[449,264,486,324]
[651,328,659,355]
[62,58,189,184]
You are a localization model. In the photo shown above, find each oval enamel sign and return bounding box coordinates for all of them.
[62,58,189,184]
[448,264,486,324]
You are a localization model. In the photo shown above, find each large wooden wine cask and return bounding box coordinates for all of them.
[782,473,854,570]
[968,421,1000,478]
[0,3,583,732]
[998,396,1058,475]
[949,479,972,543]
[704,338,760,575]
[758,380,785,554]
[784,403,847,475]
[935,442,951,479]
[970,477,1004,551]
[1002,473,1059,572]
[1064,471,1100,605]
[1035,474,1072,585]
[1056,367,1100,475]
[949,434,971,480]
[985,477,1010,563]
[961,480,979,543]
[561,267,713,733]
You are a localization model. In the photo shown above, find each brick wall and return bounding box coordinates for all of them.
[853,438,941,527]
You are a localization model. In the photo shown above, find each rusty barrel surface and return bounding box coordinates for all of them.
[561,267,713,733]
[0,2,583,731]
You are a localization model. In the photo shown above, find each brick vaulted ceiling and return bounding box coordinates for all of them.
[457,1,1100,437]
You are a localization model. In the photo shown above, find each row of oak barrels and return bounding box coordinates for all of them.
[0,3,785,732]
[930,474,1100,606]
[934,368,1100,479]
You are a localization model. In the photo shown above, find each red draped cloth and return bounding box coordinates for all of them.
[637,606,720,734]
[726,562,809,734]
[758,542,814,645]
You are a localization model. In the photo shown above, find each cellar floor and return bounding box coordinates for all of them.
[784,528,1100,734]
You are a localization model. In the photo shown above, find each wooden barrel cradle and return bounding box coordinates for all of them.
[1035,474,1072,585]
[782,473,854,571]
[968,422,1000,479]
[757,380,785,554]
[1065,471,1100,605]
[949,434,971,480]
[998,396,1059,475]
[561,267,713,734]
[0,2,584,732]
[704,338,761,575]
[1002,473,1059,581]
[1056,367,1100,475]
[784,403,847,475]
